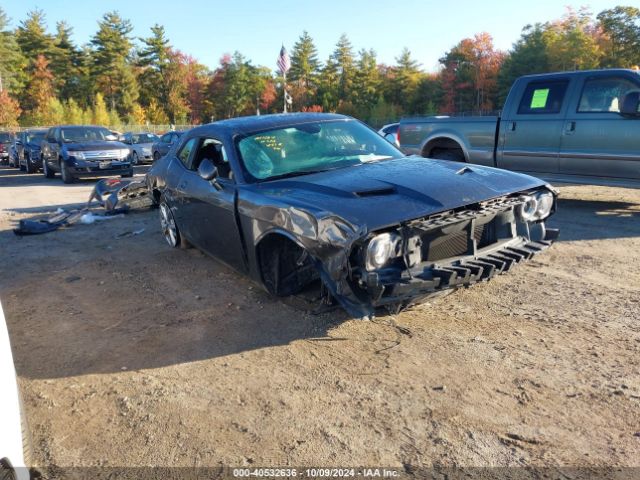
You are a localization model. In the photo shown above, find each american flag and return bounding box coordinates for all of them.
[277,45,291,75]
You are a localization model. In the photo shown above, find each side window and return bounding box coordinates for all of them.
[517,80,569,115]
[160,133,171,143]
[46,129,56,143]
[578,77,640,113]
[191,138,232,179]
[177,138,197,167]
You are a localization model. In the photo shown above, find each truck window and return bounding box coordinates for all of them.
[517,80,569,115]
[578,77,640,113]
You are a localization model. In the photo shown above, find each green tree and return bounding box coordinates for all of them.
[49,21,83,101]
[0,8,27,95]
[15,9,54,64]
[331,34,355,103]
[317,56,340,112]
[137,24,171,109]
[497,24,550,104]
[597,6,640,67]
[351,49,380,120]
[289,31,321,108]
[90,11,139,116]
[385,48,421,112]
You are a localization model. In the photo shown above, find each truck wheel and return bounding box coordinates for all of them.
[430,148,465,162]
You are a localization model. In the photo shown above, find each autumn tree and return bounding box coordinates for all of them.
[22,55,56,124]
[597,6,640,67]
[0,90,21,126]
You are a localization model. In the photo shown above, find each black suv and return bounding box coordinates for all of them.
[0,131,14,164]
[41,125,133,183]
[16,129,48,173]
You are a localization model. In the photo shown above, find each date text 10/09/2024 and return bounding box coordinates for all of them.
[232,468,400,478]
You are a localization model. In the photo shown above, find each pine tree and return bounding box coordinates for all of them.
[330,34,355,102]
[15,9,55,64]
[49,22,83,101]
[352,49,380,120]
[317,56,340,112]
[289,31,321,107]
[90,11,139,117]
[0,8,27,95]
[138,24,171,108]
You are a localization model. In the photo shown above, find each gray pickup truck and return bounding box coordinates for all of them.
[399,69,640,187]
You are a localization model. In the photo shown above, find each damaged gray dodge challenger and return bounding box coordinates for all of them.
[146,113,558,318]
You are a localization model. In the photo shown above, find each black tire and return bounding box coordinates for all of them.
[159,200,190,249]
[430,148,465,162]
[19,158,26,171]
[131,151,139,165]
[153,151,160,162]
[25,154,35,174]
[60,160,74,184]
[121,169,133,178]
[43,157,55,178]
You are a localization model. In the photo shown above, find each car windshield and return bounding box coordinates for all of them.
[237,120,402,181]
[61,127,112,143]
[26,132,46,143]
[132,133,159,144]
[0,132,13,142]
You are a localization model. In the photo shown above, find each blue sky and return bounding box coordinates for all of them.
[2,0,618,72]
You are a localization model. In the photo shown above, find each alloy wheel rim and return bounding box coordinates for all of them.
[159,204,177,247]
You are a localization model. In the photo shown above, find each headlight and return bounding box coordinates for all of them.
[517,191,554,222]
[366,232,401,270]
[119,148,130,158]
[67,151,85,160]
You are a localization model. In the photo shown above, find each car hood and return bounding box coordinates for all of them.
[249,157,547,231]
[64,141,127,151]
[133,143,154,148]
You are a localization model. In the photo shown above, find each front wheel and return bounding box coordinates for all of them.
[131,151,139,165]
[159,202,190,248]
[153,151,160,162]
[60,160,74,184]
[430,148,465,162]
[25,154,35,174]
[43,157,55,178]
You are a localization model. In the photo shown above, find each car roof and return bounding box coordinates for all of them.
[190,112,351,136]
[520,68,640,81]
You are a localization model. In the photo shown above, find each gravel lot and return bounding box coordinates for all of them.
[0,165,639,475]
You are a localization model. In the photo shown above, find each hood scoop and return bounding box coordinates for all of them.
[353,187,397,198]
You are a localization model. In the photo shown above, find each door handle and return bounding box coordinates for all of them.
[179,181,187,189]
[565,121,576,134]
[510,121,517,131]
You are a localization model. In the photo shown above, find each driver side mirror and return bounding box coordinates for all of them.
[198,158,222,191]
[620,91,640,117]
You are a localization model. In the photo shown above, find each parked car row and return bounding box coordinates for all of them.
[1,126,186,183]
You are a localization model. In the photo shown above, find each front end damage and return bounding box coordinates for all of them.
[268,187,558,319]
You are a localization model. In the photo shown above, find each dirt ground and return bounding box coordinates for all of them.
[0,165,639,475]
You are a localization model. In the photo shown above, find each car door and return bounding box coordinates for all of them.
[559,73,640,179]
[498,78,572,174]
[175,136,247,273]
[42,128,59,169]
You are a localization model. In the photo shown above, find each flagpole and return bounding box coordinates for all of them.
[283,71,287,114]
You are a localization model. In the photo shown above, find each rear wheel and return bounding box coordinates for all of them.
[159,201,190,248]
[430,148,465,162]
